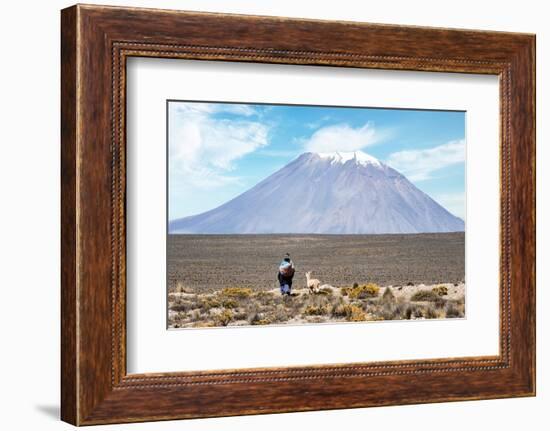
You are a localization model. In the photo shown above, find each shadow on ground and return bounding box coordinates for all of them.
[35,404,59,420]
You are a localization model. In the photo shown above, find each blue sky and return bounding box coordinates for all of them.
[168,101,465,220]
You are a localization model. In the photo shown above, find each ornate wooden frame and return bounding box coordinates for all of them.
[61,4,536,425]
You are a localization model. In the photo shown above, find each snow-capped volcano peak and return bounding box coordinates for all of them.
[316,150,382,167]
[170,149,464,234]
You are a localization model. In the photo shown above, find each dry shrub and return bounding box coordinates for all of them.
[214,309,233,326]
[404,304,424,319]
[232,311,248,321]
[304,292,331,308]
[432,285,449,296]
[328,295,344,310]
[331,302,348,318]
[221,287,253,298]
[281,294,304,314]
[379,302,405,320]
[247,307,264,325]
[220,298,239,309]
[199,296,221,312]
[189,309,201,322]
[175,281,191,294]
[250,315,271,325]
[318,286,334,295]
[332,303,368,321]
[307,316,327,323]
[348,283,380,299]
[271,305,292,322]
[411,290,440,302]
[433,297,447,309]
[347,305,368,322]
[303,304,330,316]
[170,301,193,313]
[254,291,274,305]
[445,301,463,318]
[381,287,396,303]
[424,304,438,319]
[340,283,358,296]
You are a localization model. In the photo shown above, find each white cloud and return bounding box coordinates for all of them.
[302,122,386,153]
[173,102,256,118]
[385,139,465,181]
[257,149,299,158]
[305,115,332,130]
[169,103,269,189]
[432,192,465,220]
[216,103,257,117]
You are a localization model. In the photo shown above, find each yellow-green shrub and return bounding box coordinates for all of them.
[411,290,440,302]
[251,318,271,325]
[303,304,330,316]
[220,298,239,309]
[331,303,368,321]
[214,309,233,326]
[432,285,449,296]
[348,283,380,299]
[199,296,221,311]
[331,303,349,318]
[221,287,253,298]
[347,305,368,322]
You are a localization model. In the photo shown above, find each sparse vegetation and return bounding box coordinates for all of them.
[445,300,464,318]
[348,283,380,299]
[303,304,330,316]
[381,287,396,303]
[175,281,190,293]
[250,312,271,325]
[346,305,368,322]
[170,301,193,313]
[432,285,449,296]
[221,287,253,298]
[168,234,465,293]
[220,298,239,309]
[423,304,439,319]
[331,303,349,318]
[214,309,233,326]
[411,290,441,302]
[198,296,221,312]
[168,282,465,328]
[318,286,334,295]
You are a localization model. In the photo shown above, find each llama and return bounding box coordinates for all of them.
[305,271,321,294]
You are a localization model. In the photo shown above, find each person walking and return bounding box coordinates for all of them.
[277,253,295,296]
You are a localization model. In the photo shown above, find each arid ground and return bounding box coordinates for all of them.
[167,233,465,328]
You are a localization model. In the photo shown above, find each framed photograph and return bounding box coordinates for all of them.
[165,100,467,330]
[61,4,536,425]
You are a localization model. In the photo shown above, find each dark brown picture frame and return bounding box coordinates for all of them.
[61,4,536,425]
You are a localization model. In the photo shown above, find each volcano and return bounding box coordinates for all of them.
[169,151,465,234]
